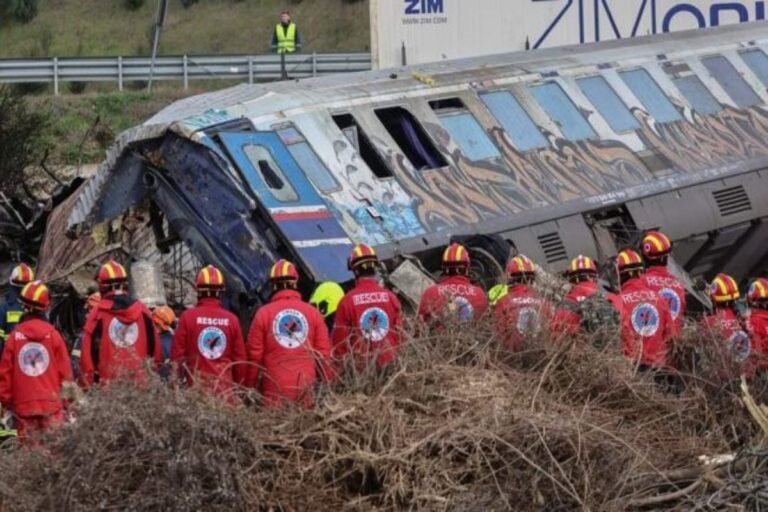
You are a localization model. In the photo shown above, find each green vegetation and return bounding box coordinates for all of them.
[0,0,369,58]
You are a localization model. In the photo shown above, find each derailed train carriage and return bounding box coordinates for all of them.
[37,22,768,317]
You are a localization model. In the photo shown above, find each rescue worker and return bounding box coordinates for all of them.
[700,273,751,366]
[71,290,101,381]
[271,10,301,54]
[172,266,246,400]
[331,244,403,372]
[640,231,687,337]
[0,263,35,352]
[79,260,162,387]
[746,278,768,374]
[310,281,345,332]
[418,243,488,328]
[552,255,620,338]
[493,255,552,350]
[246,259,331,408]
[616,249,674,371]
[152,305,176,381]
[0,281,73,442]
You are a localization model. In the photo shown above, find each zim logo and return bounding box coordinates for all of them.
[404,0,443,14]
[18,342,50,377]
[197,327,227,360]
[360,307,390,343]
[659,288,681,320]
[273,309,309,349]
[631,303,660,337]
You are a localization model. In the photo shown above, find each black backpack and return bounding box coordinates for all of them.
[561,292,621,350]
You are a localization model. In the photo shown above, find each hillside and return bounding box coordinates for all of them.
[0,0,369,58]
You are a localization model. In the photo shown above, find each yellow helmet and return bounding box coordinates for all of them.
[310,282,344,318]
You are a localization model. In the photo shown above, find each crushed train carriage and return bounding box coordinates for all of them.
[37,23,768,313]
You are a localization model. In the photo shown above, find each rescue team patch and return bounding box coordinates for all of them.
[359,307,390,342]
[728,330,751,362]
[108,318,139,348]
[516,307,540,335]
[631,303,660,337]
[197,326,227,360]
[658,288,681,320]
[19,342,50,377]
[273,309,309,349]
[453,296,474,322]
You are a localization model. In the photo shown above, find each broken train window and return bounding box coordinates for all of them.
[373,107,448,171]
[242,144,299,202]
[332,113,393,179]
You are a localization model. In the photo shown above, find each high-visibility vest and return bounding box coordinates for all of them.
[275,22,297,54]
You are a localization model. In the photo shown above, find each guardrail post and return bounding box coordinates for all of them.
[118,56,123,91]
[183,55,189,90]
[312,52,317,77]
[53,57,59,96]
[248,56,254,84]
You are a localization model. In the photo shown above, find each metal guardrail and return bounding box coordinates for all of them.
[0,52,372,94]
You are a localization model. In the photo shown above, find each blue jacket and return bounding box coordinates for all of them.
[0,289,24,343]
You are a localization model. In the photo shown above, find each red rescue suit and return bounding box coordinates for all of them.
[418,275,488,327]
[0,315,72,439]
[80,293,161,386]
[747,309,768,372]
[171,297,247,400]
[618,277,674,368]
[246,289,331,407]
[331,277,403,370]
[641,265,687,337]
[700,308,751,366]
[551,281,619,336]
[493,284,552,350]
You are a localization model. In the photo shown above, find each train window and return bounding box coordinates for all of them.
[576,76,640,133]
[740,49,768,87]
[277,127,340,193]
[701,55,761,108]
[619,69,682,123]
[435,111,501,161]
[529,82,596,141]
[374,107,447,170]
[243,144,299,202]
[479,90,548,151]
[672,75,722,115]
[332,114,393,179]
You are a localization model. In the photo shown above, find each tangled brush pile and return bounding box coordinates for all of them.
[0,323,766,511]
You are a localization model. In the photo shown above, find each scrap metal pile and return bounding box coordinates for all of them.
[0,324,766,511]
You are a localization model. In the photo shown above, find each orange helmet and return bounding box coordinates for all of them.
[442,243,470,268]
[195,265,225,291]
[20,281,50,311]
[96,260,128,285]
[567,255,597,275]
[348,243,378,271]
[269,259,299,283]
[152,305,176,333]
[86,291,101,311]
[9,263,35,287]
[748,278,768,304]
[710,273,740,304]
[641,231,672,260]
[617,249,643,271]
[507,255,536,276]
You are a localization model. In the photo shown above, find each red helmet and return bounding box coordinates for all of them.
[616,249,643,271]
[195,265,225,290]
[710,273,740,303]
[506,255,536,276]
[97,260,128,285]
[9,263,35,287]
[748,278,768,304]
[269,259,299,283]
[442,243,470,268]
[20,281,50,311]
[567,255,597,275]
[348,243,378,270]
[641,231,672,260]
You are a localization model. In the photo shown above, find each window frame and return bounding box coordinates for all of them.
[373,105,449,172]
[739,48,768,87]
[242,143,300,203]
[331,112,395,181]
[671,74,723,116]
[700,54,762,109]
[272,122,342,194]
[528,81,597,142]
[477,88,550,153]
[434,109,502,162]
[575,74,640,134]
[618,67,683,124]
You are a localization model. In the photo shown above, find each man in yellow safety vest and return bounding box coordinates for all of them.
[271,10,301,54]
